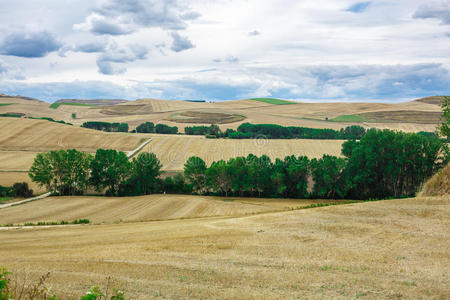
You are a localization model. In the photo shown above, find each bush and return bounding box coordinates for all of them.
[12,182,33,198]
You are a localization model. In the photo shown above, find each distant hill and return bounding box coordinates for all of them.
[414,96,447,106]
[0,94,42,102]
[54,98,128,106]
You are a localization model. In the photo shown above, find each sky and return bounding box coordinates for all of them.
[0,0,449,102]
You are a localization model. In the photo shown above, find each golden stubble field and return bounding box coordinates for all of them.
[0,195,448,299]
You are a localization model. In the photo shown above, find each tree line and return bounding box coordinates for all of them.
[81,121,129,132]
[29,129,448,200]
[133,122,178,134]
[184,123,367,140]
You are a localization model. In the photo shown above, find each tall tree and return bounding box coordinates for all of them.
[184,156,207,194]
[90,149,131,196]
[130,152,162,195]
[311,155,349,199]
[29,149,93,195]
[438,96,450,139]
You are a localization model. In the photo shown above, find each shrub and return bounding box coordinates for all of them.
[12,182,33,198]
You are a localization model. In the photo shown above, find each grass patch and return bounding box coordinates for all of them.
[0,103,13,107]
[0,197,14,204]
[250,98,296,105]
[330,114,368,122]
[50,102,95,109]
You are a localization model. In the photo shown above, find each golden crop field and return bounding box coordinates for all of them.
[0,118,145,152]
[0,195,448,299]
[0,195,337,225]
[141,135,344,171]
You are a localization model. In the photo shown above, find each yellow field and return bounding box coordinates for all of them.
[0,195,336,225]
[0,118,145,152]
[0,195,448,299]
[141,135,344,171]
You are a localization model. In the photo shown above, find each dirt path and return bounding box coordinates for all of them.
[0,192,52,209]
[127,138,152,159]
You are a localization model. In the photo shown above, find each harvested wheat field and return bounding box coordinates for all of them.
[0,118,146,152]
[0,195,448,299]
[0,172,44,194]
[141,135,344,171]
[0,195,330,225]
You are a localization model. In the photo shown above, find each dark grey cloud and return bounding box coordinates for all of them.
[170,32,195,52]
[413,2,450,25]
[76,0,199,35]
[96,44,148,75]
[0,31,61,58]
[248,30,261,36]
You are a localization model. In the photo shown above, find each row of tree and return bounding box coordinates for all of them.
[81,121,129,132]
[29,129,448,199]
[134,122,178,134]
[184,129,448,199]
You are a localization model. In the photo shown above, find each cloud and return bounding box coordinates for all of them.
[170,32,195,52]
[248,30,261,36]
[96,43,148,75]
[213,56,239,64]
[76,0,199,35]
[413,2,450,25]
[0,31,61,58]
[346,2,371,13]
[0,60,8,76]
[72,40,107,53]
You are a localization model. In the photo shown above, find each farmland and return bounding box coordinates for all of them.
[0,195,448,299]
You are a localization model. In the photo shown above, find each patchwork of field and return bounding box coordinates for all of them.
[142,135,344,171]
[2,95,443,133]
[0,195,448,299]
[0,195,335,225]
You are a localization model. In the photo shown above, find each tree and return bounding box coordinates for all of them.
[155,124,178,134]
[206,160,232,196]
[136,122,155,133]
[90,149,131,196]
[438,96,450,139]
[129,152,162,195]
[184,156,207,193]
[118,123,129,132]
[310,155,349,198]
[29,149,93,195]
[71,113,76,119]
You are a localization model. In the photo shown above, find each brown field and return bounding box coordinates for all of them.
[0,171,44,194]
[141,135,344,171]
[357,110,442,124]
[0,195,335,225]
[0,195,448,299]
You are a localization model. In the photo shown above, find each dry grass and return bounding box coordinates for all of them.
[141,135,344,171]
[0,195,448,299]
[0,118,144,152]
[419,163,450,196]
[0,195,330,225]
[0,172,44,194]
[356,110,442,124]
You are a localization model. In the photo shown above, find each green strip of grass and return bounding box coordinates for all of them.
[0,113,22,118]
[0,103,13,106]
[250,98,296,105]
[50,102,95,109]
[330,114,368,122]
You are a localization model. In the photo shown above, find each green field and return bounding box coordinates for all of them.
[0,103,13,107]
[330,114,368,122]
[50,102,95,109]
[250,98,296,105]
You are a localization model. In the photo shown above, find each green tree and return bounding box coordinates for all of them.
[311,155,349,198]
[206,160,232,196]
[118,123,129,132]
[29,149,93,195]
[136,122,155,133]
[184,156,207,194]
[90,149,131,196]
[438,96,450,139]
[130,152,162,195]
